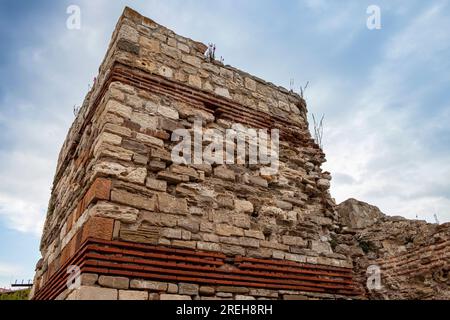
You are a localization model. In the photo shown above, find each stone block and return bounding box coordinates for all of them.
[178,218,200,233]
[213,166,235,181]
[282,235,308,247]
[160,294,191,300]
[244,230,265,240]
[98,276,129,290]
[111,189,156,211]
[197,241,221,252]
[199,286,215,296]
[216,286,249,294]
[167,283,178,294]
[80,273,98,286]
[216,224,244,236]
[236,295,256,300]
[158,193,188,214]
[105,100,132,118]
[93,162,147,184]
[146,178,167,192]
[130,279,168,291]
[119,290,149,300]
[68,286,118,300]
[178,283,199,295]
[234,199,253,213]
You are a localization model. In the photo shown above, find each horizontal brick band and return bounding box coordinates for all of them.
[33,238,361,300]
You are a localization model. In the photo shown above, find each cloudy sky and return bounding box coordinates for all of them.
[0,0,449,288]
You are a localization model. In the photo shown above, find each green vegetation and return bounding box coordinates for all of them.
[358,239,376,254]
[329,234,338,251]
[0,289,30,300]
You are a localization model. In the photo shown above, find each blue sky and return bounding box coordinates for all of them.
[0,0,449,288]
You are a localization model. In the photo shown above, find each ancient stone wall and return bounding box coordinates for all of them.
[31,7,361,300]
[336,199,450,300]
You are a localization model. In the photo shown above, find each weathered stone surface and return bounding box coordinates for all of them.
[234,199,254,213]
[213,166,235,181]
[91,201,139,224]
[282,235,308,247]
[161,228,181,239]
[98,276,130,289]
[248,289,278,298]
[167,283,178,294]
[104,100,132,118]
[111,189,156,211]
[178,283,199,295]
[119,290,149,300]
[67,286,118,300]
[236,295,256,300]
[216,224,243,236]
[160,294,192,300]
[80,273,98,286]
[94,162,147,184]
[178,218,200,233]
[130,279,168,291]
[217,286,249,294]
[146,178,167,192]
[337,198,384,229]
[157,193,187,214]
[197,241,221,252]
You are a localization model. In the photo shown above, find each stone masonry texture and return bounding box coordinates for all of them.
[30,7,449,300]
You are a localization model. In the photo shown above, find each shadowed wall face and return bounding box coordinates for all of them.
[31,7,360,300]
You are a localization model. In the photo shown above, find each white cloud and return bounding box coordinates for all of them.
[318,2,450,222]
[0,1,111,235]
[0,262,21,277]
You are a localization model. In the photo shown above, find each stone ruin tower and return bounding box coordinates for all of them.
[31,7,362,300]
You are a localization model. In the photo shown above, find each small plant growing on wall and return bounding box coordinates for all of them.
[312,113,325,149]
[205,43,216,61]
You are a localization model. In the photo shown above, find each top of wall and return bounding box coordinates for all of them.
[53,6,318,184]
[115,7,307,120]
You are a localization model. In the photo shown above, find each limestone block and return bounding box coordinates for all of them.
[213,166,235,181]
[111,189,156,211]
[157,193,188,214]
[282,235,308,247]
[234,199,254,213]
[216,223,244,237]
[104,100,132,119]
[182,55,202,68]
[98,276,130,290]
[244,230,265,240]
[236,295,256,300]
[199,286,215,296]
[67,286,118,300]
[157,105,179,120]
[167,283,178,294]
[160,294,191,300]
[93,161,147,184]
[136,132,164,147]
[119,290,149,300]
[178,218,200,233]
[146,177,167,192]
[90,201,139,224]
[197,241,221,252]
[130,279,168,291]
[178,283,199,295]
